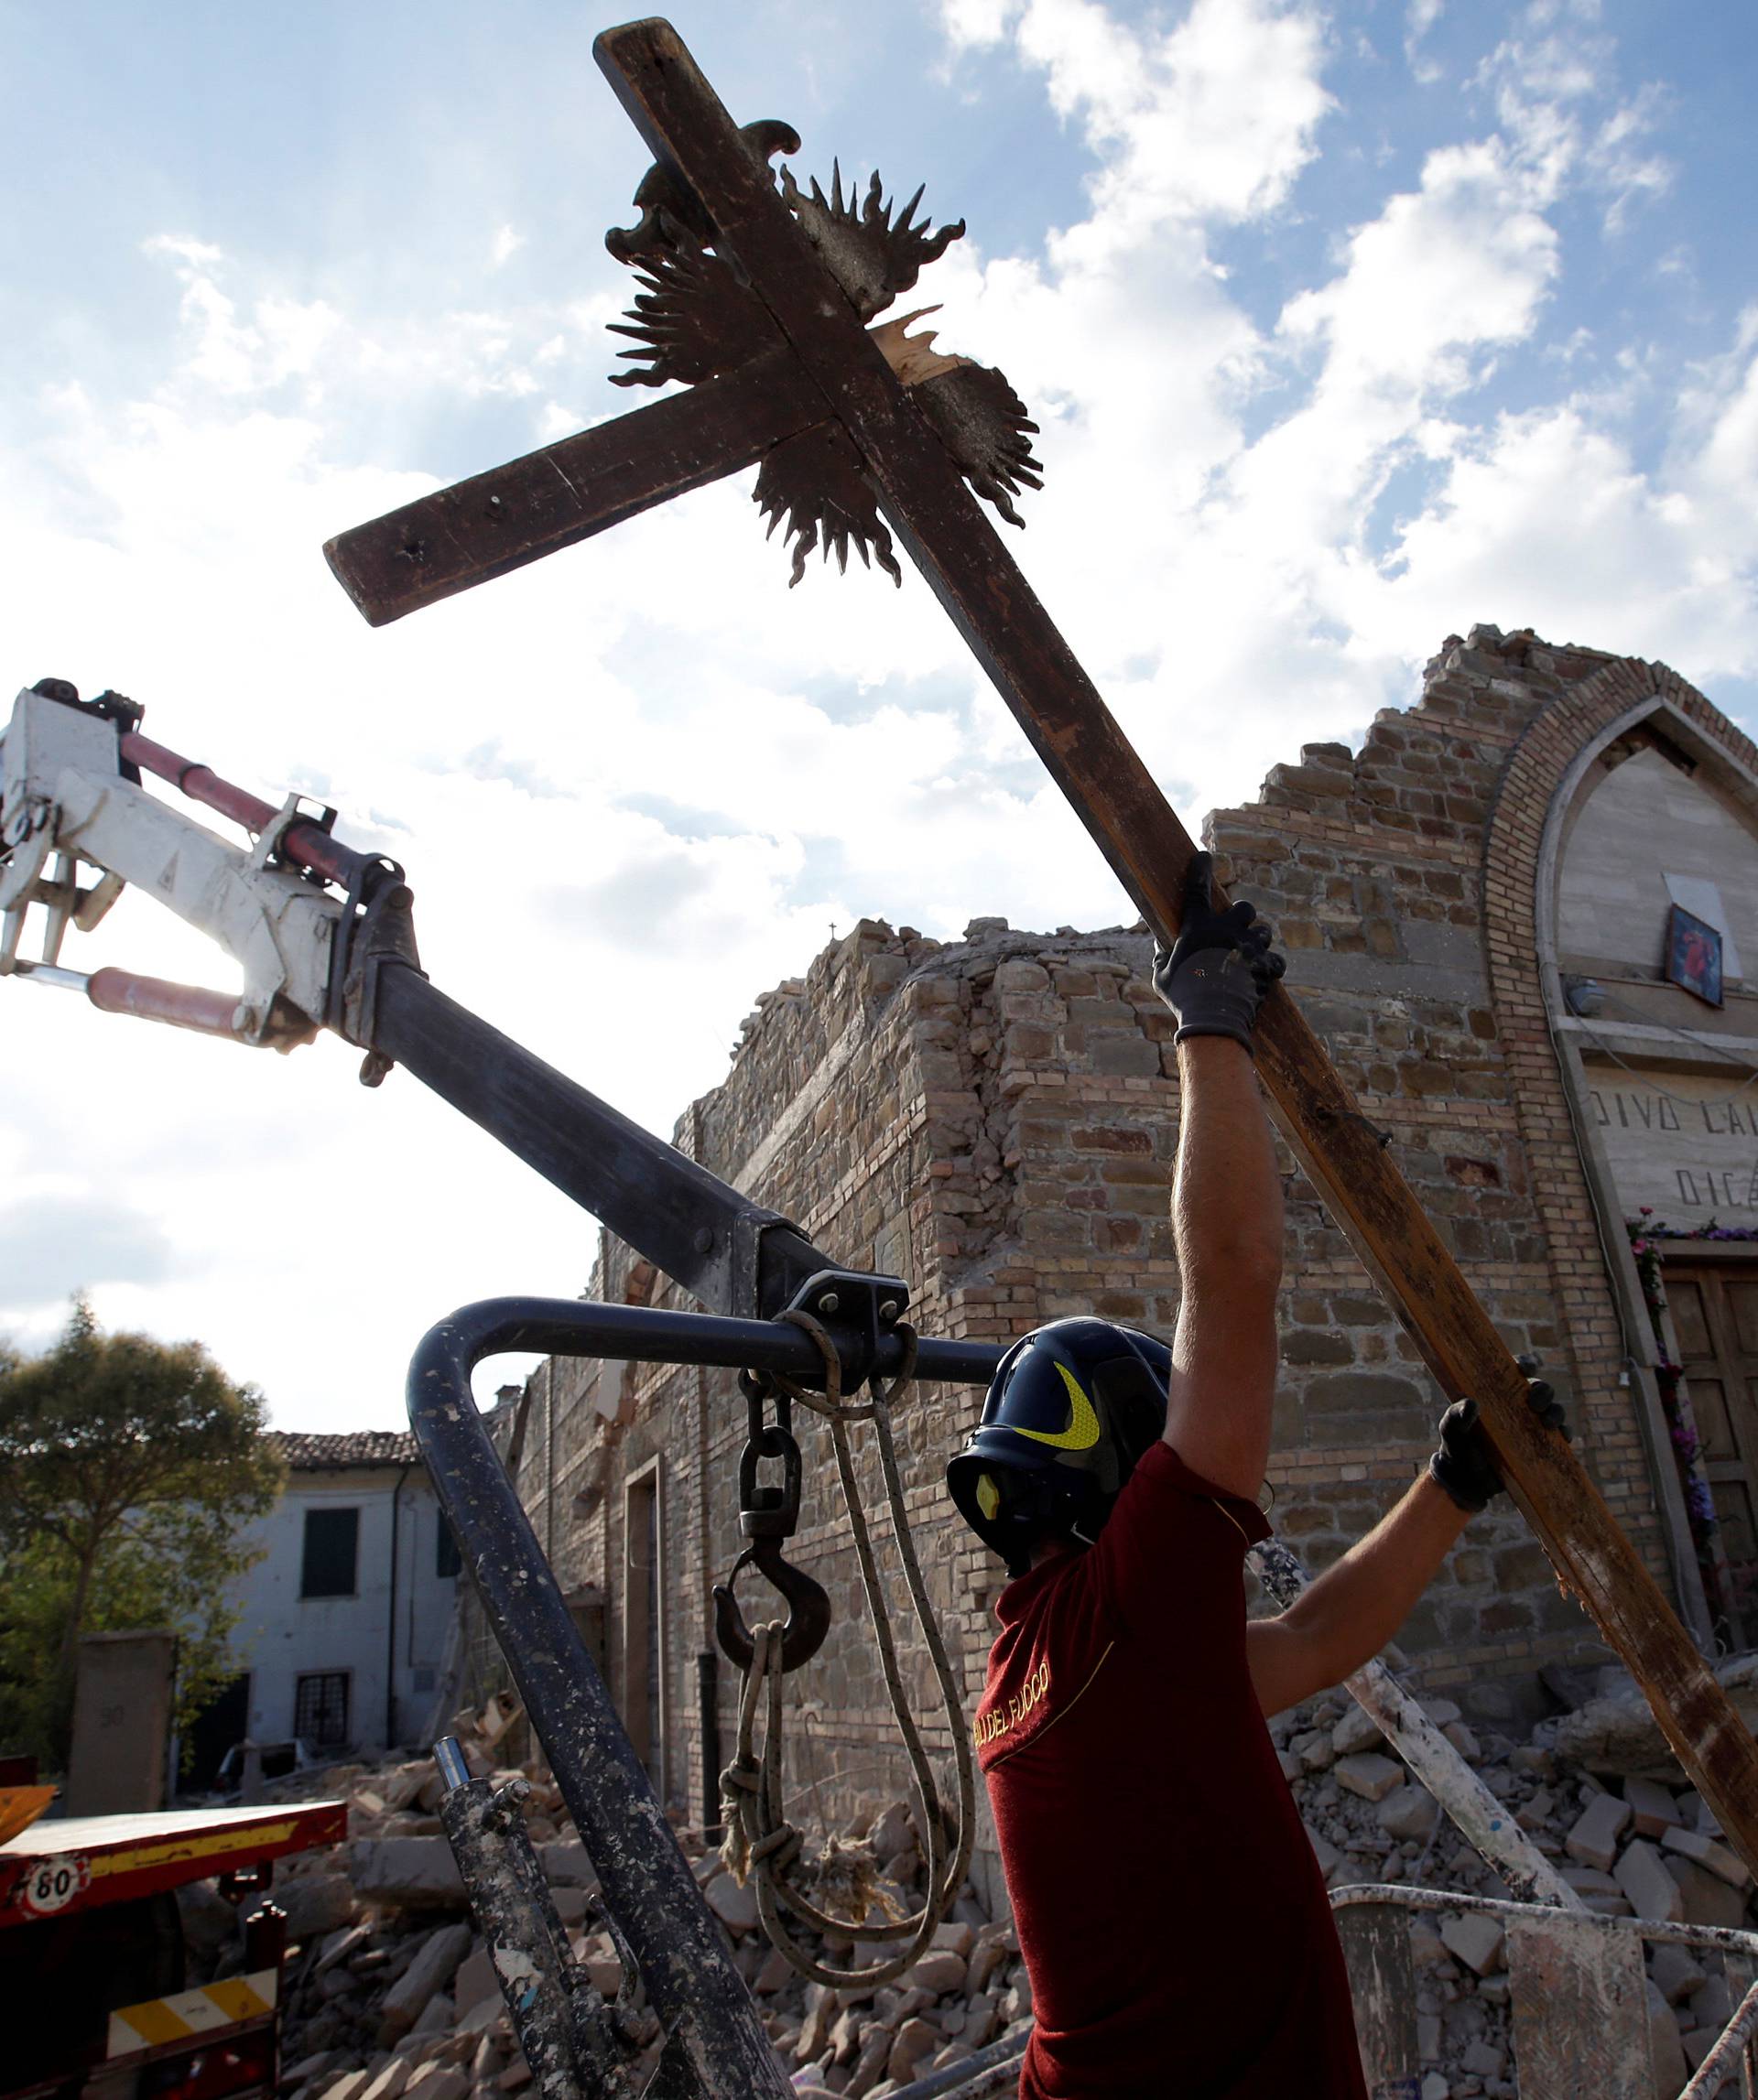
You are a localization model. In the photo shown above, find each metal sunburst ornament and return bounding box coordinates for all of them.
[603,131,1043,585]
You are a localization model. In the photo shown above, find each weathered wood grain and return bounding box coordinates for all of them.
[1506,1912,1652,2100]
[324,346,823,625]
[1335,1905,1421,2095]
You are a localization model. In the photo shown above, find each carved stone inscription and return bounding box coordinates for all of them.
[1586,1061,1758,1219]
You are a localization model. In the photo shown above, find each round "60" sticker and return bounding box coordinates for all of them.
[21,1856,88,1915]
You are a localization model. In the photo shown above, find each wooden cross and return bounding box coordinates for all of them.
[326,17,1758,1867]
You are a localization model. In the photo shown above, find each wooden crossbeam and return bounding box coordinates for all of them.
[324,15,1758,1874]
[326,347,821,623]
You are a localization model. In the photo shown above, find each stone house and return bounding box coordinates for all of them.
[499,626,1758,1900]
[190,1431,463,1784]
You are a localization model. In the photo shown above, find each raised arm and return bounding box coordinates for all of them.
[1247,1474,1468,1716]
[1164,1038,1283,1497]
[1153,855,1286,1499]
[1247,1377,1570,1716]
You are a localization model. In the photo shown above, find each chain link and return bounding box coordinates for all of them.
[717,1313,977,1987]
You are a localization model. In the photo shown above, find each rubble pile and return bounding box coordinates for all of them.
[180,1712,1026,2100]
[1269,1679,1758,2100]
[175,1680,1758,2100]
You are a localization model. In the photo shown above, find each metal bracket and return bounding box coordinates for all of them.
[730,1210,832,1322]
[247,791,340,876]
[335,870,424,1082]
[781,1266,911,1390]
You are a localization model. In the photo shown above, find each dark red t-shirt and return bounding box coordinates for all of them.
[975,1442,1366,2099]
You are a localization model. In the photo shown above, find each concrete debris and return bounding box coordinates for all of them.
[177,1874,243,1957]
[171,1727,1036,2100]
[279,1873,361,1943]
[1459,2038,1505,2078]
[1667,1856,1749,1931]
[1662,1824,1753,1891]
[907,1950,969,1997]
[1334,1752,1404,1802]
[536,1842,594,1888]
[703,1872,760,1932]
[1514,1786,1555,1833]
[1262,1685,1758,2098]
[1650,1943,1709,2006]
[1688,1972,1732,2034]
[1564,1790,1633,1873]
[1648,1980,1689,2097]
[379,1924,473,2045]
[1330,1705,1386,1759]
[1612,1839,1683,1925]
[1438,1912,1505,1978]
[865,1802,915,1866]
[162,1691,1758,2100]
[1293,1727,1334,1774]
[1553,1654,1758,1781]
[347,1838,469,1910]
[1623,1776,1685,1840]
[1560,1865,1628,1919]
[1375,1785,1440,1845]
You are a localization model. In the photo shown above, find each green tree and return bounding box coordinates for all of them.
[0,1299,284,1770]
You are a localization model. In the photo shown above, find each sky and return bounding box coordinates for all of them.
[2,0,1755,1429]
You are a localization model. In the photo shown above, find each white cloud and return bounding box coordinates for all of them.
[939,0,1021,49]
[131,238,618,428]
[1279,140,1558,394]
[143,234,225,270]
[490,224,526,267]
[1584,88,1674,234]
[1405,0,1447,81]
[928,0,1752,798]
[942,0,1331,257]
[1352,393,1757,679]
[537,400,584,441]
[1473,0,1673,228]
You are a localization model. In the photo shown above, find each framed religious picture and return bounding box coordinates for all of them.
[1666,904,1724,1008]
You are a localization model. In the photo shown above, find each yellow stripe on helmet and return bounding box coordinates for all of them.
[1013,1361,1101,1452]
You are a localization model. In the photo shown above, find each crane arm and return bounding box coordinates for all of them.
[0,677,837,1318]
[1,681,342,1048]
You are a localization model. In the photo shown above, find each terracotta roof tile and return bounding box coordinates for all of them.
[269,1430,420,1471]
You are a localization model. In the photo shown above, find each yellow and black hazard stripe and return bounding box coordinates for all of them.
[106,1968,279,2058]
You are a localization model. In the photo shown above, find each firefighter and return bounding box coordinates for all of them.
[947,853,1566,2099]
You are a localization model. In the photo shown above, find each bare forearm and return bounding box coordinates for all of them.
[1283,1473,1470,1686]
[1164,1037,1284,1496]
[1172,1038,1283,1288]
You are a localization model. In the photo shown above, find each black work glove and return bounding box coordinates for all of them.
[1151,851,1285,1053]
[1428,1359,1570,1513]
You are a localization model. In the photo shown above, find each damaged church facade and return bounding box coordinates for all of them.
[497,625,1758,1876]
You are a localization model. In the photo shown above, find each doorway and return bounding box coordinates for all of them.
[184,1672,250,1791]
[623,1466,664,1787]
[1666,1252,1758,1644]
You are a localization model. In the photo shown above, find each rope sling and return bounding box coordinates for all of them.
[718,1309,978,1987]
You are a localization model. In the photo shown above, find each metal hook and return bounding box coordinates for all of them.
[711,1536,831,1673]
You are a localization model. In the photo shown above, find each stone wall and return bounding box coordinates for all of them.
[504,626,1758,1881]
[1208,626,1654,1698]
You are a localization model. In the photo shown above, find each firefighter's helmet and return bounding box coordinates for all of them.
[946,1317,1170,1575]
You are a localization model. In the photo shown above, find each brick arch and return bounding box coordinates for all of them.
[1480,653,1758,1618]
